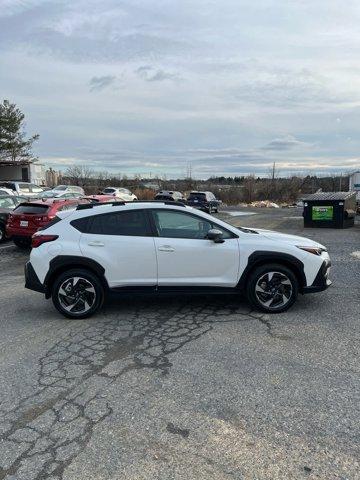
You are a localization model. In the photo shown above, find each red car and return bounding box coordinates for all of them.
[6,198,90,248]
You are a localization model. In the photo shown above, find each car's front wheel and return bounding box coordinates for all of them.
[246,263,298,313]
[52,269,105,319]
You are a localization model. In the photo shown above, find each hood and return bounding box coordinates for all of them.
[242,227,326,249]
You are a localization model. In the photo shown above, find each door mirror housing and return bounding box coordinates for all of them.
[207,228,224,243]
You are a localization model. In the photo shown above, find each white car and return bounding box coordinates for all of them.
[102,187,137,201]
[51,185,85,196]
[25,202,331,319]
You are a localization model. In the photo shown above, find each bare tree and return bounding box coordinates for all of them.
[64,165,94,186]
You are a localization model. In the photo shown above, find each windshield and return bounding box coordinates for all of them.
[0,197,15,208]
[14,204,49,214]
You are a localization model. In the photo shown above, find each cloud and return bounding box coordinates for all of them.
[89,75,116,92]
[135,65,179,82]
[262,135,313,151]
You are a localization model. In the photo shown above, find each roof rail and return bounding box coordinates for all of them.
[76,200,187,211]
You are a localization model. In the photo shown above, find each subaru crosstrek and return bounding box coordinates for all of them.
[25,201,331,319]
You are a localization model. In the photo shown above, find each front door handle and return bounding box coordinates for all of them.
[158,245,175,252]
[88,241,105,247]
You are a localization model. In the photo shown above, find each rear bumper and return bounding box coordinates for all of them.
[302,259,332,294]
[25,261,45,294]
[6,227,35,238]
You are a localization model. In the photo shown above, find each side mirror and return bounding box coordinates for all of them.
[207,228,224,243]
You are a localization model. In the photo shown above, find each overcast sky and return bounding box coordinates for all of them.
[1,0,360,178]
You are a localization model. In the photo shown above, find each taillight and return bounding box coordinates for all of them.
[34,215,51,223]
[31,234,58,248]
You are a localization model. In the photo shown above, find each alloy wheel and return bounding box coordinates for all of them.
[255,271,293,310]
[58,276,96,314]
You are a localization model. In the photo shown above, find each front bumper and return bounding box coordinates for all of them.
[302,259,332,293]
[25,261,45,294]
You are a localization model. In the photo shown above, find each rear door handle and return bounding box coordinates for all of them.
[88,241,105,247]
[158,245,175,252]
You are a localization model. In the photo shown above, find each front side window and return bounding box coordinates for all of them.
[152,210,234,239]
[31,185,43,193]
[19,183,31,193]
[74,210,150,236]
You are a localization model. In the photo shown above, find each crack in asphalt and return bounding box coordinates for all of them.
[0,298,265,480]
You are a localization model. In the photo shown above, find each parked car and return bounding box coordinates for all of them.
[83,195,123,203]
[25,201,331,319]
[37,190,84,199]
[6,198,90,248]
[154,190,184,202]
[0,181,45,197]
[0,195,27,242]
[101,187,137,201]
[0,187,16,196]
[50,185,85,196]
[186,191,221,213]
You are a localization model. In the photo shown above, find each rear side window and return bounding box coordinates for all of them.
[71,210,150,236]
[103,188,116,194]
[14,204,49,214]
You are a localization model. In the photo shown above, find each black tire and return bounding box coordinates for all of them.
[0,223,5,243]
[246,263,298,313]
[51,268,104,319]
[13,237,31,249]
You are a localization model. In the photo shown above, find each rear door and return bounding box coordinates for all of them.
[78,209,157,287]
[150,209,240,287]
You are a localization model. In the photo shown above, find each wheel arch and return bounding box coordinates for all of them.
[44,256,109,298]
[238,251,306,292]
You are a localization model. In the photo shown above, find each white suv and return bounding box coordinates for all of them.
[102,187,137,201]
[25,202,331,319]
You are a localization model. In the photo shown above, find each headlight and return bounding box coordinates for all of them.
[297,246,327,256]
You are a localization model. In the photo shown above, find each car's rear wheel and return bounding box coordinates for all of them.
[246,263,298,313]
[52,269,104,319]
[13,237,31,249]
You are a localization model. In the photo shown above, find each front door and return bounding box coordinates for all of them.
[150,209,240,287]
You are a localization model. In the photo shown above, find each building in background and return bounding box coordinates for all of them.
[0,160,46,185]
[45,167,62,187]
[349,171,360,201]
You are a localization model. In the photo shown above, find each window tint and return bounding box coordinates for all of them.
[74,210,150,236]
[152,210,234,239]
[14,204,49,214]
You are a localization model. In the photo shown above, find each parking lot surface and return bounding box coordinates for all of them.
[0,208,359,480]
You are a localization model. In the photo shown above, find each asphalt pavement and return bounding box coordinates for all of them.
[0,208,359,480]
